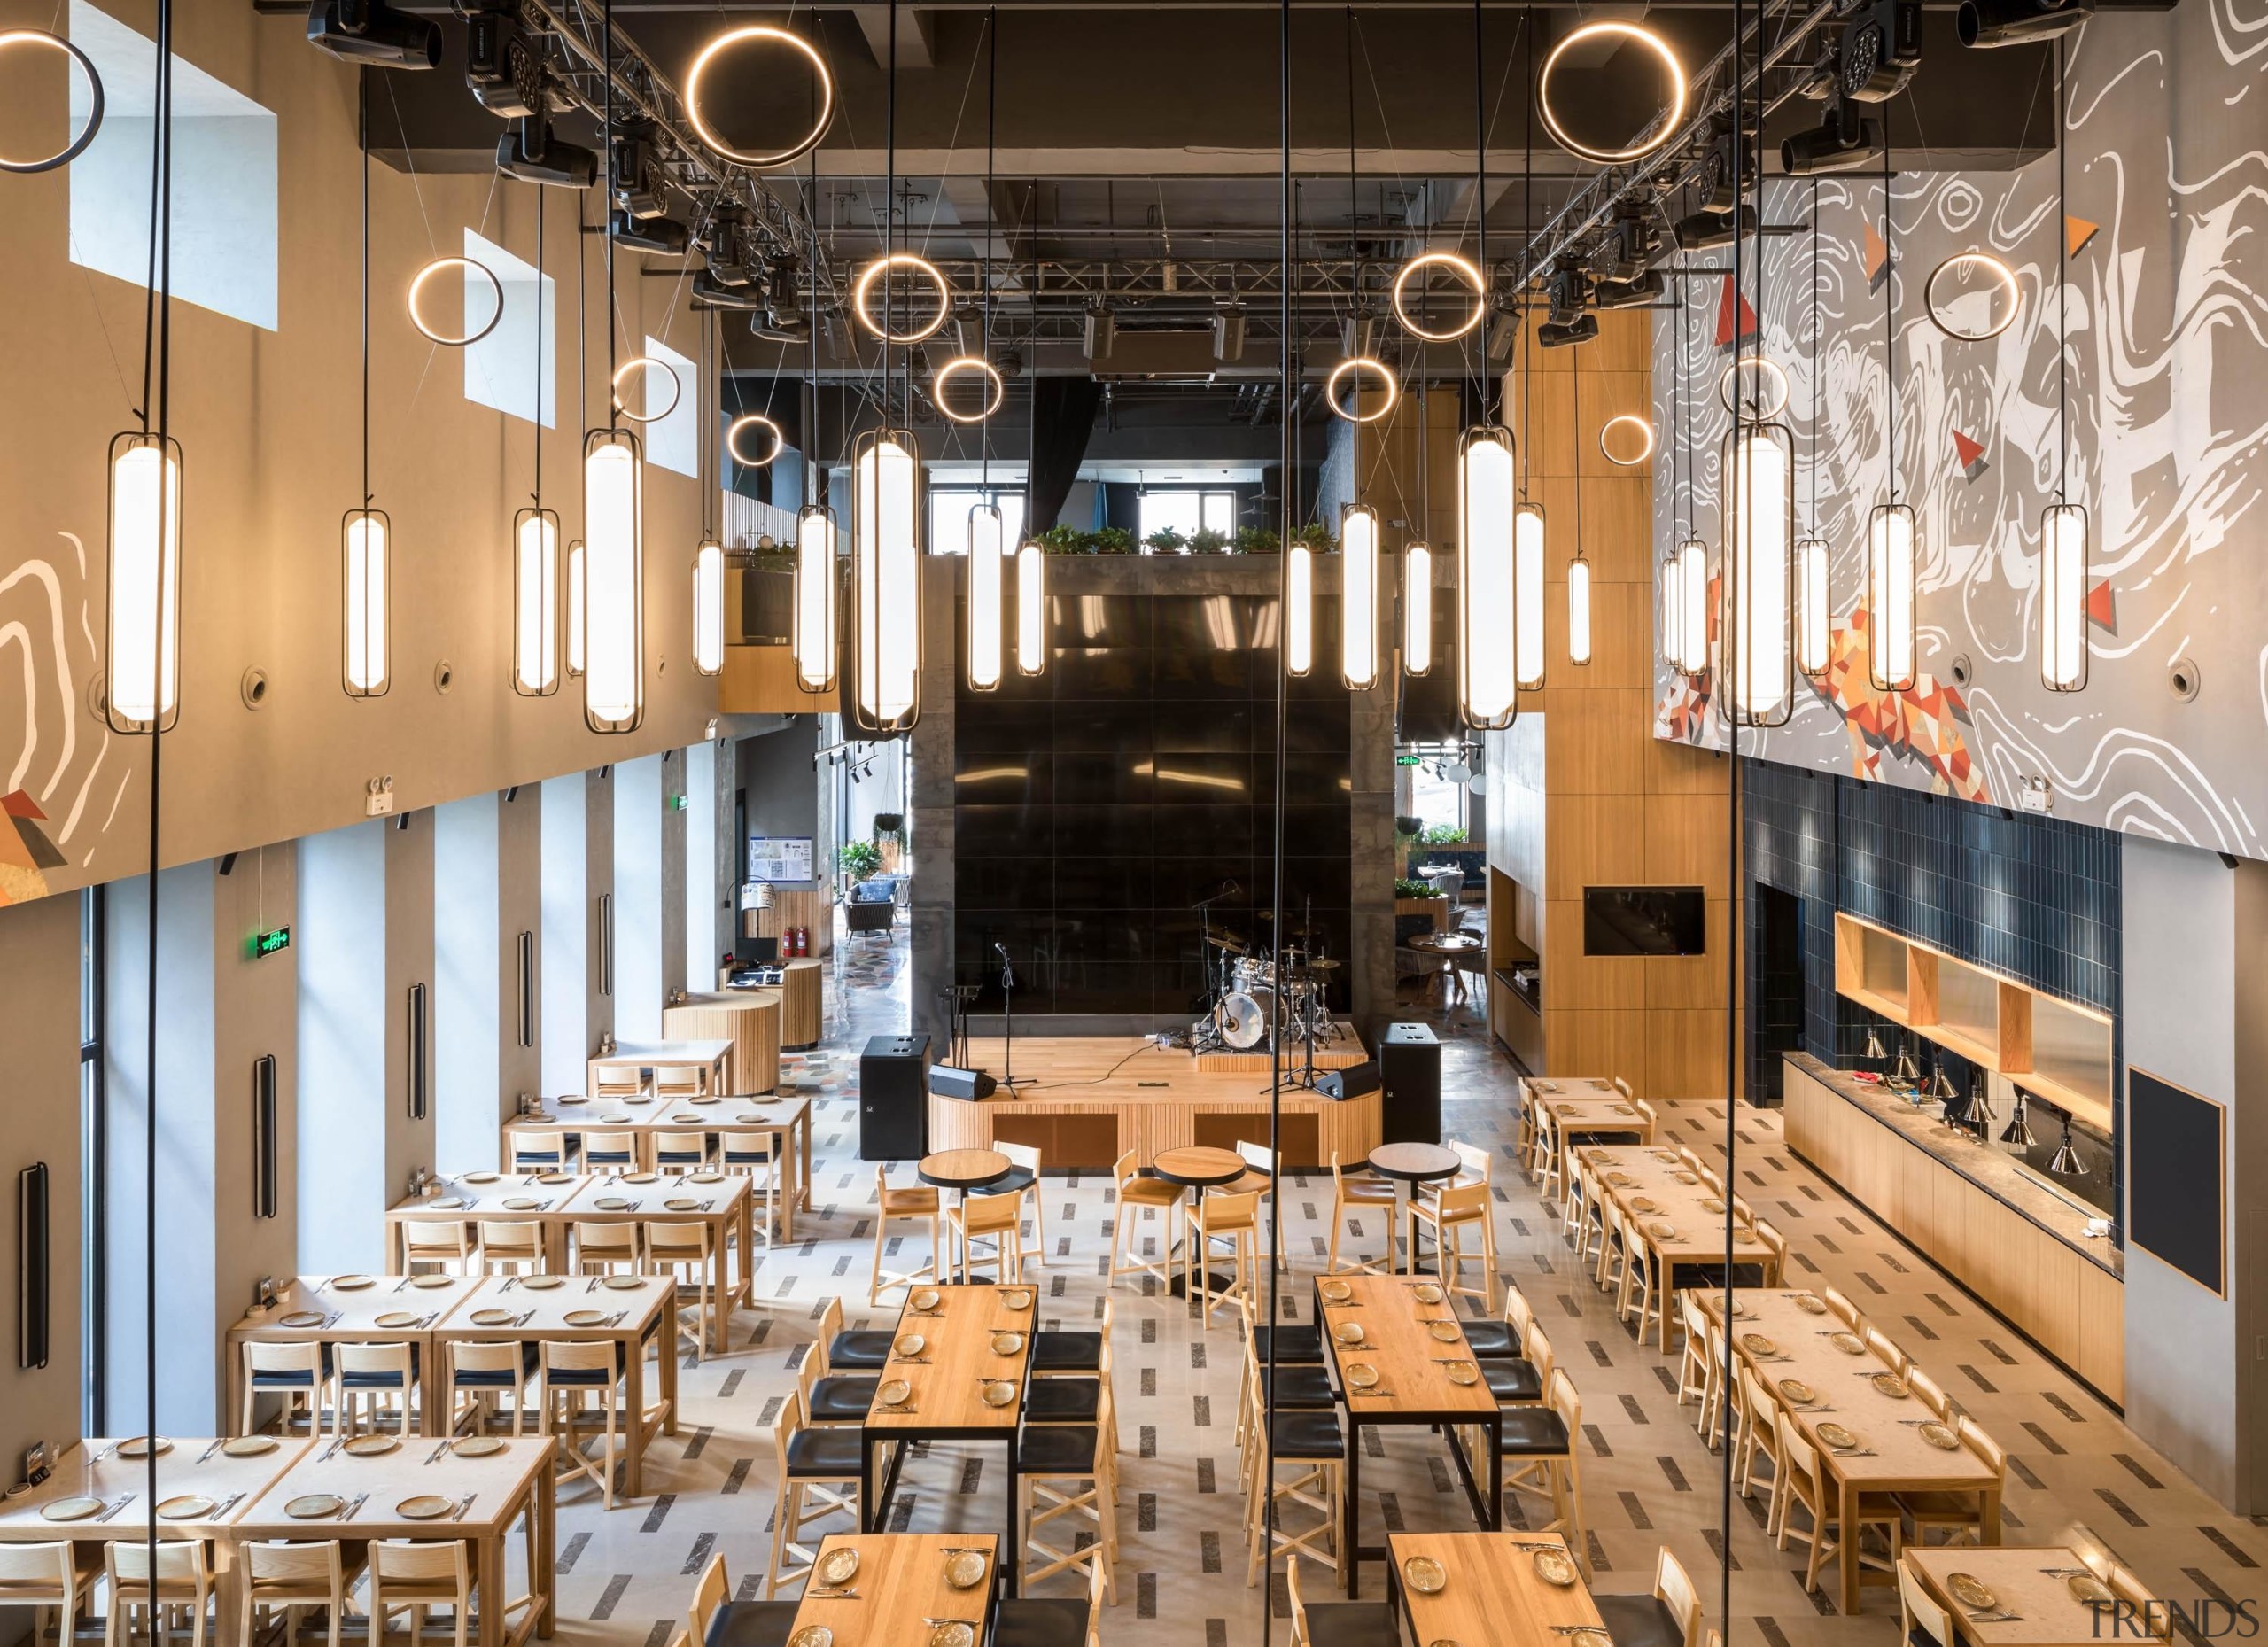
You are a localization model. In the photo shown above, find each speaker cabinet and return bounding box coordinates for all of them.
[929,1065,998,1101]
[1379,1022,1441,1145]
[859,1033,932,1161]
[1315,1060,1380,1100]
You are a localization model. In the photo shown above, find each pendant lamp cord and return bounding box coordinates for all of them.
[533,187,544,507]
[2055,38,2067,506]
[603,0,617,432]
[1520,5,1533,495]
[1474,0,1489,423]
[360,74,369,509]
[887,0,897,423]
[984,7,997,494]
[1346,5,1359,353]
[1884,132,1895,504]
[1809,178,1819,533]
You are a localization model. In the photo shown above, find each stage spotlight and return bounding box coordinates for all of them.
[1671,204,1757,252]
[1083,304,1115,361]
[1593,271,1665,309]
[1841,0,1922,99]
[1213,304,1247,361]
[610,209,689,256]
[1536,314,1599,349]
[465,7,541,116]
[1960,0,2092,46]
[307,0,439,67]
[691,270,765,311]
[610,128,671,219]
[1782,97,1884,175]
[496,118,597,188]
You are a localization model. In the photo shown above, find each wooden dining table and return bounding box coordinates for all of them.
[586,1038,733,1099]
[553,1172,755,1354]
[1705,1287,2002,1613]
[1525,1076,1653,1144]
[230,1274,486,1436]
[501,1097,812,1236]
[1317,1273,1502,1597]
[1583,1145,1775,1346]
[790,1533,1002,1643]
[231,1433,556,1647]
[384,1177,587,1272]
[1907,1547,2119,1647]
[1385,1529,1604,1645]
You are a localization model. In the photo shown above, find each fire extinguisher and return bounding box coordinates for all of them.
[788,926,806,957]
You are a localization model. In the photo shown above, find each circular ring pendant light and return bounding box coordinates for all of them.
[610,356,683,423]
[852,252,953,344]
[726,412,784,468]
[683,26,835,168]
[1326,356,1401,423]
[1536,20,1689,165]
[1924,251,2022,340]
[1717,354,1790,421]
[407,255,505,346]
[931,354,1006,423]
[1597,413,1656,466]
[0,29,104,174]
[1391,250,1488,341]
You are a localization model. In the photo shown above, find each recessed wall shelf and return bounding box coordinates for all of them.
[1832,911,2115,1132]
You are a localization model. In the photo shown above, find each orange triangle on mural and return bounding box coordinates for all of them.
[2086,578,2117,632]
[1714,279,1759,349]
[1863,222,1891,289]
[1953,430,1985,468]
[2065,214,2100,256]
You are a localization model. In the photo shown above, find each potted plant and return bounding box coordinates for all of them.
[1144,526,1188,555]
[838,839,883,885]
[1235,525,1281,555]
[1038,524,1088,555]
[1091,526,1137,555]
[1189,526,1230,555]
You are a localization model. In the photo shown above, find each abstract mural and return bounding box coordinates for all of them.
[0,531,118,905]
[1651,5,2268,860]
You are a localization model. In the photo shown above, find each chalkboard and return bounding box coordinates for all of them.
[2127,1068,2225,1296]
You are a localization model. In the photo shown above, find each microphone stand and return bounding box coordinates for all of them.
[997,947,1023,1092]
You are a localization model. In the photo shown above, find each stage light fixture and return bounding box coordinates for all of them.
[1671,205,1756,252]
[565,539,585,676]
[582,429,645,733]
[1961,0,2092,46]
[692,538,725,677]
[1016,540,1047,676]
[609,209,689,257]
[341,508,391,698]
[1781,95,1885,175]
[1722,419,1795,725]
[104,431,183,733]
[793,504,838,694]
[306,0,439,68]
[1867,502,1917,691]
[1083,303,1115,361]
[1841,0,1922,100]
[1674,535,1710,673]
[609,129,670,219]
[683,25,835,168]
[853,252,952,346]
[690,270,765,312]
[1391,251,1487,342]
[1593,271,1665,309]
[1514,502,1546,688]
[932,355,1006,424]
[1456,425,1518,727]
[494,119,597,189]
[1796,535,1831,677]
[967,503,1006,692]
[1403,542,1433,675]
[1325,356,1399,423]
[464,7,540,118]
[1340,504,1381,690]
[511,507,561,696]
[1536,315,1599,349]
[1536,19,1689,164]
[1213,304,1248,361]
[850,428,923,733]
[0,29,104,174]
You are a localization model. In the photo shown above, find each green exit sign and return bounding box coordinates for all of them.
[251,926,291,958]
[1395,754,1424,767]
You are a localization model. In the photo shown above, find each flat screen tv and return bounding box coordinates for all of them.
[1583,886,1706,957]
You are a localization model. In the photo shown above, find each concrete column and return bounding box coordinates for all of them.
[434,793,503,1168]
[611,752,686,1038]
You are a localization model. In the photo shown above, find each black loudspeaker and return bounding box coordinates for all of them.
[929,1065,998,1101]
[859,1033,932,1161]
[1379,1022,1441,1144]
[1315,1061,1380,1101]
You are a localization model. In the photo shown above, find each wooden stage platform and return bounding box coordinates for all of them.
[925,1035,1379,1169]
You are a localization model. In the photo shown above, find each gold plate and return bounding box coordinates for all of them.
[816,1546,861,1589]
[1443,1360,1480,1387]
[1605,1172,1635,1187]
[396,1495,453,1520]
[1742,1333,1779,1357]
[285,1494,345,1520]
[453,1436,508,1457]
[1651,1150,1681,1163]
[910,1288,943,1313]
[1795,1293,1829,1315]
[1946,1573,1998,1612]
[671,1113,703,1123]
[980,1379,1018,1408]
[375,1311,421,1329]
[999,1288,1033,1310]
[1411,1282,1445,1304]
[280,1311,326,1328]
[331,1276,377,1290]
[344,1435,399,1457]
[594,1197,633,1212]
[501,1197,540,1211]
[1630,1197,1660,1216]
[664,1198,701,1212]
[1816,1422,1860,1450]
[687,1172,726,1184]
[1673,1171,1700,1185]
[1700,1197,1727,1214]
[463,1171,501,1183]
[1533,1549,1580,1588]
[521,1275,565,1290]
[893,1333,927,1359]
[117,1436,172,1458]
[2068,1573,2115,1604]
[1565,1631,1614,1647]
[223,1436,278,1457]
[622,1172,660,1185]
[1428,1321,1463,1343]
[564,1309,609,1327]
[1318,1280,1353,1304]
[1729,1300,1754,1318]
[1872,1372,1910,1398]
[157,1494,216,1520]
[928,1624,975,1647]
[944,1549,988,1589]
[991,1332,1026,1356]
[1402,1555,1447,1595]
[877,1379,913,1407]
[788,1628,833,1647]
[1830,1331,1868,1355]
[411,1274,455,1289]
[471,1309,517,1326]
[430,1198,468,1211]
[1779,1379,1817,1405]
[1345,1363,1380,1389]
[1334,1321,1366,1346]
[1649,1220,1679,1241]
[40,1496,104,1522]
[1918,1421,1962,1451]
[602,1275,645,1291]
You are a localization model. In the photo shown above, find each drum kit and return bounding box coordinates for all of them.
[1192,930,1343,1056]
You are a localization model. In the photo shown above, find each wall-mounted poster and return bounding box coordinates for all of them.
[748,836,815,883]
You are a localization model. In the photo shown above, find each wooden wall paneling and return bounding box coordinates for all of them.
[1644,737,1730,796]
[1548,689,1652,796]
[1907,947,1942,1027]
[1544,796,1648,902]
[1644,795,1736,896]
[1997,982,2034,1073]
[1643,904,1733,1011]
[1648,1008,1736,1099]
[1574,480,1656,585]
[1544,901,1648,1011]
[1545,1007,1651,1084]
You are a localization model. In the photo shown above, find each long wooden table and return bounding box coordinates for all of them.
[1583,1145,1775,1347]
[499,1096,812,1235]
[1705,1287,2001,1614]
[586,1038,733,1099]
[1907,1547,2123,1647]
[229,1274,485,1436]
[1386,1530,1603,1646]
[792,1534,1002,1644]
[1317,1274,1502,1597]
[1526,1075,1653,1145]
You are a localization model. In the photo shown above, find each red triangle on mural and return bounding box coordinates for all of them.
[0,791,43,820]
[2065,214,2100,256]
[1715,280,1759,350]
[1953,430,1985,468]
[1863,222,1891,290]
[2086,578,2117,632]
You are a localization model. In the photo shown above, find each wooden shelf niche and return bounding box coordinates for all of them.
[1831,912,2114,1131]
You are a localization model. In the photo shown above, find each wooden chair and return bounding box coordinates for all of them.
[1534,1107,1567,1205]
[1821,1285,1862,1328]
[1899,1554,1956,1647]
[1674,1293,1712,1409]
[1864,1324,1908,1373]
[1285,1553,1394,1647]
[240,1339,330,1438]
[870,1165,941,1304]
[336,1342,418,1437]
[1020,1387,1119,1601]
[237,1539,364,1647]
[1183,1189,1260,1328]
[1906,1367,1952,1418]
[1775,1407,1902,1594]
[1593,1546,1703,1647]
[368,1540,475,1647]
[1894,1416,2005,1546]
[571,1220,641,1277]
[581,1128,641,1173]
[722,1128,782,1242]
[765,1390,863,1597]
[998,1139,1047,1265]
[1751,1216,1788,1286]
[1619,1217,1663,1345]
[796,1344,877,1430]
[685,1553,731,1647]
[948,1187,1031,1285]
[1596,1198,1631,1296]
[1733,1361,1783,1511]
[541,1339,629,1509]
[2109,1565,2173,1641]
[445,1340,532,1436]
[0,1542,100,1647]
[477,1218,543,1277]
[1107,1151,1183,1290]
[105,1540,211,1647]
[1494,1368,1585,1565]
[645,1219,719,1359]
[1404,1180,1496,1311]
[652,1127,711,1172]
[1633,1098,1659,1138]
[401,1220,477,1277]
[655,1061,709,1100]
[1325,1152,1397,1277]
[593,1067,649,1102]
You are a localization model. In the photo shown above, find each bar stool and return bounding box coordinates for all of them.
[764,1391,863,1597]
[1286,1554,1393,1647]
[336,1342,418,1437]
[1182,1188,1260,1328]
[797,1343,877,1429]
[1325,1152,1398,1277]
[1492,1368,1586,1565]
[571,1220,641,1277]
[1593,1547,1703,1647]
[0,1542,100,1646]
[104,1540,211,1647]
[686,1553,731,1645]
[1245,1362,1342,1585]
[445,1340,532,1436]
[368,1540,478,1647]
[996,1140,1047,1266]
[1107,1151,1183,1291]
[582,1128,640,1174]
[541,1339,630,1510]
[819,1297,895,1373]
[1404,1180,1496,1311]
[653,1127,711,1172]
[644,1219,719,1360]
[992,1554,1107,1647]
[948,1187,1030,1285]
[401,1221,477,1277]
[477,1217,543,1277]
[870,1165,942,1304]
[237,1539,365,1647]
[722,1129,781,1242]
[1019,1387,1118,1601]
[240,1340,330,1438]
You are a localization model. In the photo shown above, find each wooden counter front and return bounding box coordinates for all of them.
[924,1036,1379,1169]
[663,992,782,1093]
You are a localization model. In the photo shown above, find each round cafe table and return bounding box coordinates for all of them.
[1365,1141,1463,1278]
[920,1148,1013,1282]
[1152,1146,1249,1296]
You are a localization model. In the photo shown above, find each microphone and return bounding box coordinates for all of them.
[993,941,1011,961]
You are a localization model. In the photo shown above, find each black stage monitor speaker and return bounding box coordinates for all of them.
[1316,1061,1380,1101]
[860,1033,932,1161]
[1379,1022,1441,1144]
[930,1065,998,1101]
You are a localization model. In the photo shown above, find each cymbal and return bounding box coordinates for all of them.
[1205,935,1249,954]
[1293,956,1342,972]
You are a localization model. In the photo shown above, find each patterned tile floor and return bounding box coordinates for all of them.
[527,928,2268,1645]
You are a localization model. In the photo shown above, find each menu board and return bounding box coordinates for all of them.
[2128,1068,2225,1295]
[747,836,815,883]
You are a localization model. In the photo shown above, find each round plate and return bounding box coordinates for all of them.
[1443,1360,1480,1387]
[690,1095,719,1106]
[893,1334,927,1359]
[411,1274,455,1289]
[737,1114,772,1124]
[1651,1151,1680,1163]
[671,1113,702,1123]
[286,1494,345,1519]
[1630,1197,1660,1216]
[1795,1294,1829,1315]
[1742,1333,1779,1358]
[1605,1172,1635,1187]
[602,1275,645,1291]
[999,1289,1033,1310]
[521,1275,565,1291]
[1700,1197,1727,1214]
[1402,1555,1447,1595]
[1334,1321,1366,1346]
[1729,1299,1754,1318]
[555,1095,588,1105]
[1345,1363,1380,1390]
[991,1332,1026,1356]
[980,1379,1018,1408]
[471,1309,517,1325]
[928,1625,974,1647]
[1411,1282,1445,1304]
[1831,1331,1868,1355]
[1918,1421,1962,1451]
[454,1436,508,1457]
[788,1628,834,1647]
[331,1276,377,1290]
[376,1311,421,1329]
[1428,1321,1463,1343]
[157,1494,216,1520]
[280,1311,326,1328]
[1318,1280,1353,1304]
[539,1173,574,1185]
[463,1171,501,1184]
[117,1436,172,1458]
[431,1197,468,1211]
[910,1289,943,1313]
[40,1496,104,1522]
[1565,1631,1614,1647]
[1673,1171,1700,1185]
[1533,1549,1580,1588]
[687,1171,726,1184]
[664,1198,701,1212]
[2068,1573,2115,1604]
[344,1435,399,1457]
[1816,1422,1860,1450]
[945,1549,989,1589]
[1648,1220,1679,1241]
[397,1494,454,1519]
[564,1309,609,1327]
[223,1436,279,1457]
[1872,1372,1910,1398]
[594,1197,633,1212]
[622,1173,659,1185]
[1946,1573,1998,1612]
[877,1379,913,1408]
[816,1546,861,1589]
[502,1197,540,1211]
[1779,1379,1817,1405]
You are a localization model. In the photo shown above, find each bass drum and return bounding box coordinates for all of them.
[1216,988,1276,1051]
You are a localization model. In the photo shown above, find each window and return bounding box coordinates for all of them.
[462,229,555,427]
[67,0,278,331]
[1410,763,1466,838]
[1137,490,1238,548]
[927,491,1025,555]
[641,334,699,478]
[79,885,105,1436]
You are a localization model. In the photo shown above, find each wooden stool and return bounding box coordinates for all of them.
[0,1542,99,1647]
[335,1342,417,1437]
[240,1340,329,1438]
[237,1539,364,1647]
[1325,1153,1398,1277]
[645,1219,719,1359]
[1404,1180,1496,1312]
[948,1188,1029,1285]
[765,1391,863,1597]
[445,1340,531,1436]
[541,1340,628,1510]
[870,1167,941,1305]
[1183,1189,1260,1329]
[105,1540,211,1647]
[368,1540,477,1647]
[1107,1151,1183,1291]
